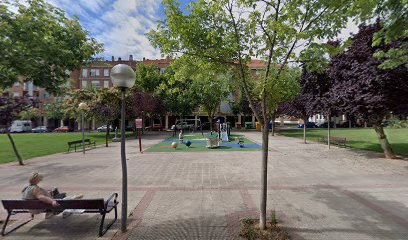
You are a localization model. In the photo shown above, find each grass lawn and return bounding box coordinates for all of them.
[145,133,261,152]
[0,132,135,164]
[278,128,408,156]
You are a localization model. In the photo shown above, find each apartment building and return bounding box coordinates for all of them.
[75,56,171,90]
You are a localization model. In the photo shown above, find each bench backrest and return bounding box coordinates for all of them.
[2,199,105,211]
[68,139,91,145]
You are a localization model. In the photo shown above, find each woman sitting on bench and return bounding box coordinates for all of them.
[22,173,83,217]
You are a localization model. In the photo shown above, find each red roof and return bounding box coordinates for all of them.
[247,59,264,69]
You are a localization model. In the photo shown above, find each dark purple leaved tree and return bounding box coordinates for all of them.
[328,22,408,158]
[0,96,29,165]
[127,89,166,132]
[279,68,331,143]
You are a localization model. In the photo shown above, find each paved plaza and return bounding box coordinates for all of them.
[0,131,407,240]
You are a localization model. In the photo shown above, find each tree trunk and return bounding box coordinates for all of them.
[271,112,276,136]
[373,124,396,159]
[259,121,269,230]
[328,113,331,149]
[105,122,109,147]
[303,118,307,144]
[6,131,23,165]
[209,117,213,132]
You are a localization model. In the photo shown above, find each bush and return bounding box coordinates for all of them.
[388,119,408,128]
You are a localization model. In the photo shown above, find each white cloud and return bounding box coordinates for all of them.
[48,0,163,60]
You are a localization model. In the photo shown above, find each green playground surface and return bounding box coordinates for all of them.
[144,133,262,152]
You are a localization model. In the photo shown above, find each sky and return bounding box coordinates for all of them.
[25,0,357,62]
[47,0,193,61]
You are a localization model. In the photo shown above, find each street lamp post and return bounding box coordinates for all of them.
[110,64,135,232]
[78,102,88,154]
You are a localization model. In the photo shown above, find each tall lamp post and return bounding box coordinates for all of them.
[78,102,88,154]
[110,64,135,232]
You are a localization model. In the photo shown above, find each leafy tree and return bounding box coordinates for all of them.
[127,88,166,131]
[328,22,408,159]
[0,96,29,165]
[44,98,66,121]
[134,64,168,128]
[260,66,301,135]
[90,88,121,147]
[0,0,103,93]
[135,63,166,93]
[351,0,407,69]
[89,88,121,147]
[148,0,353,229]
[170,56,232,131]
[64,89,97,120]
[155,67,199,127]
[20,107,41,121]
[279,68,331,143]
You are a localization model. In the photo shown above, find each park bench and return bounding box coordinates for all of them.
[1,193,118,237]
[317,136,347,147]
[67,139,96,152]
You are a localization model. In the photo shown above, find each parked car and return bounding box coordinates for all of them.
[318,122,335,128]
[32,126,48,133]
[10,120,32,133]
[97,125,113,132]
[125,126,135,132]
[171,119,201,130]
[53,126,69,133]
[171,122,193,130]
[381,120,390,127]
[297,122,317,128]
[145,124,164,131]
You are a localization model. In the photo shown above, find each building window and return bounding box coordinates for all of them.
[159,68,166,75]
[104,80,110,88]
[82,68,88,77]
[104,69,109,77]
[43,92,49,99]
[91,80,100,89]
[81,80,87,89]
[90,69,100,77]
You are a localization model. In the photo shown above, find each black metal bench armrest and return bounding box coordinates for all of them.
[104,193,118,212]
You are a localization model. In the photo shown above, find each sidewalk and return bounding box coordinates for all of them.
[1,130,407,239]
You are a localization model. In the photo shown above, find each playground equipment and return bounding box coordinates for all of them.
[206,138,219,148]
[179,130,184,143]
[235,137,244,148]
[185,140,192,147]
[171,142,178,149]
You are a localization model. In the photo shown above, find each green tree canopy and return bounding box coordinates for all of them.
[155,66,199,118]
[351,0,407,69]
[135,63,166,93]
[148,0,355,229]
[170,56,233,129]
[0,0,103,93]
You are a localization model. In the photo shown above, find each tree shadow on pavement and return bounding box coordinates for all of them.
[284,186,408,240]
